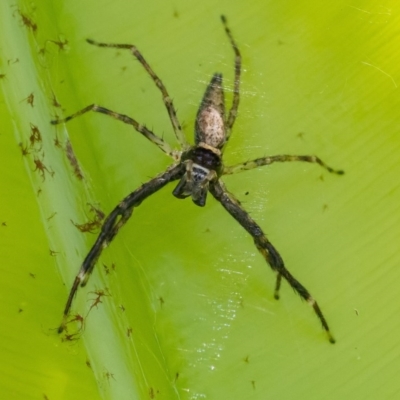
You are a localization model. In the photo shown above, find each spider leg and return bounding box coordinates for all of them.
[223,154,344,175]
[209,179,335,343]
[221,15,241,141]
[51,104,178,159]
[85,39,188,149]
[58,163,184,333]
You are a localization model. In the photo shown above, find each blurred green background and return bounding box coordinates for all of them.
[1,0,400,399]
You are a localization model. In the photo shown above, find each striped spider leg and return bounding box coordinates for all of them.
[210,179,339,343]
[56,164,184,332]
[51,21,193,331]
[52,15,343,342]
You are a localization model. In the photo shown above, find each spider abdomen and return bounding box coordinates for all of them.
[196,106,224,147]
[195,73,226,149]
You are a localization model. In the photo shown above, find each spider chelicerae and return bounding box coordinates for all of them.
[52,15,343,343]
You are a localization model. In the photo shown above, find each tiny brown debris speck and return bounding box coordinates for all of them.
[66,140,84,179]
[29,123,42,148]
[53,135,62,148]
[88,203,105,221]
[104,370,116,384]
[47,212,57,221]
[68,313,85,331]
[22,92,34,107]
[72,203,105,233]
[19,142,31,156]
[50,92,62,108]
[17,9,37,33]
[7,58,19,65]
[62,332,80,342]
[87,288,111,317]
[48,37,69,51]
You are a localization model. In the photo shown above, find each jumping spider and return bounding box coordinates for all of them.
[52,16,343,343]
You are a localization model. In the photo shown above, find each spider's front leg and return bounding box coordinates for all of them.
[209,179,335,343]
[58,163,184,333]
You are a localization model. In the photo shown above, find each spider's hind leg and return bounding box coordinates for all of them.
[223,154,344,175]
[85,39,188,150]
[220,15,241,141]
[51,104,176,159]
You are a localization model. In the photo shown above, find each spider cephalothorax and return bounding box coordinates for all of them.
[52,16,343,343]
[173,74,226,206]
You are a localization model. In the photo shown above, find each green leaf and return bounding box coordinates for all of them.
[1,1,400,399]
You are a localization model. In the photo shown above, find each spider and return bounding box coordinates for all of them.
[52,15,343,343]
